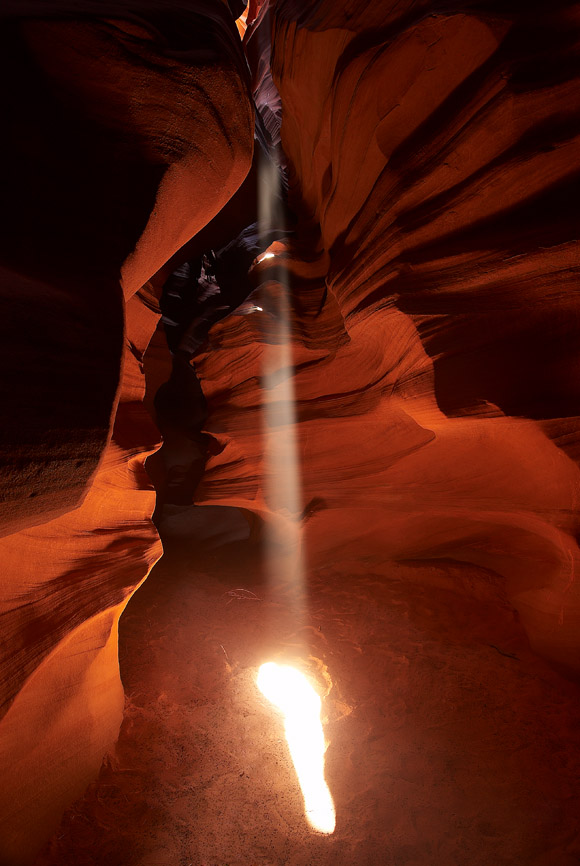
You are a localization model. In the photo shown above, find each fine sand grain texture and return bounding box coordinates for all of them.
[35,549,580,866]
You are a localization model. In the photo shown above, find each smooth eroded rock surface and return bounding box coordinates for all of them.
[0,4,253,863]
[193,0,580,671]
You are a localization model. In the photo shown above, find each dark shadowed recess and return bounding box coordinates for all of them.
[398,174,580,420]
[273,0,577,30]
[323,2,580,426]
[0,0,251,539]
[0,20,159,537]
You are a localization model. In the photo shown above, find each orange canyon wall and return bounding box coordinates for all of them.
[1,0,580,862]
[0,6,253,863]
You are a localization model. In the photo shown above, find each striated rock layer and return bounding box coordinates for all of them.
[0,6,253,864]
[193,0,580,673]
[3,0,580,861]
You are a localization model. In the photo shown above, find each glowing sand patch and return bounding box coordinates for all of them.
[257,662,336,834]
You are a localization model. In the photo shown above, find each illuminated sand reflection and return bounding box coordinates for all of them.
[257,662,336,834]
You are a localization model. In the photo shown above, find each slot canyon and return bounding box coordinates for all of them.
[1,0,580,864]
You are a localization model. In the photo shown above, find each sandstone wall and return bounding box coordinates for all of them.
[0,7,253,863]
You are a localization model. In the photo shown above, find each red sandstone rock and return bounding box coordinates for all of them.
[0,7,253,864]
[3,0,580,862]
[194,0,580,675]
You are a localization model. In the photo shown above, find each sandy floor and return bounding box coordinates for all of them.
[35,547,580,866]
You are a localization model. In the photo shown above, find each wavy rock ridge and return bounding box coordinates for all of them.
[1,0,580,862]
[0,6,253,864]
[195,0,580,672]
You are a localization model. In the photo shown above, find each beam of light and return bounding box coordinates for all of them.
[254,50,334,835]
[257,662,336,834]
[258,152,305,613]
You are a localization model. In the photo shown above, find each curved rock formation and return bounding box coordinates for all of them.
[0,6,253,864]
[193,0,580,673]
[2,0,580,862]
